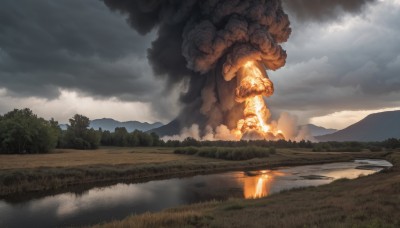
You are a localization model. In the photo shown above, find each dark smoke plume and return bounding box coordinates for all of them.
[103,0,291,134]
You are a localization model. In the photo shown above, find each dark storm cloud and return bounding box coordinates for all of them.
[0,0,160,101]
[268,1,400,120]
[1,0,399,128]
[282,0,377,22]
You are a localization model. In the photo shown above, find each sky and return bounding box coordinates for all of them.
[0,0,399,129]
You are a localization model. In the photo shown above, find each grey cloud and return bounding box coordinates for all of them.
[0,0,184,121]
[1,0,399,128]
[268,1,400,121]
[0,0,160,101]
[282,0,376,23]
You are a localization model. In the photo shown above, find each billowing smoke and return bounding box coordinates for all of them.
[163,112,316,142]
[103,0,291,139]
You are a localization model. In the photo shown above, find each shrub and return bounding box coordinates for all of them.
[174,146,275,160]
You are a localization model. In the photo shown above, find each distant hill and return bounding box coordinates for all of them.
[301,124,337,137]
[316,110,400,142]
[146,119,181,137]
[90,118,163,132]
[59,118,163,132]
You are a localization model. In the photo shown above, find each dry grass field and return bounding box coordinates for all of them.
[0,147,378,170]
[0,147,202,169]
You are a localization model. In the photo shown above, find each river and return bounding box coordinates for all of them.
[0,159,392,227]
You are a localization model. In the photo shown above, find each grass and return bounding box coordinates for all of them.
[0,147,387,196]
[174,146,276,160]
[91,201,226,228]
[0,147,188,169]
[93,151,400,228]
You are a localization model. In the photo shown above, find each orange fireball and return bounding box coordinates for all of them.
[233,61,284,140]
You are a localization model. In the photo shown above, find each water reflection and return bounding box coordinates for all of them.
[0,159,392,228]
[242,170,285,199]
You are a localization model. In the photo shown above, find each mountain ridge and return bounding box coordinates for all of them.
[60,118,163,132]
[301,124,337,137]
[316,110,400,142]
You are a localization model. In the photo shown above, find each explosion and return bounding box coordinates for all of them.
[104,0,291,140]
[233,61,285,140]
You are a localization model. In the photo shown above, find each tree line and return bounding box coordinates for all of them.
[164,137,400,152]
[1,108,400,154]
[0,108,161,153]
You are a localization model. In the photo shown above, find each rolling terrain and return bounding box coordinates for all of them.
[317,110,400,141]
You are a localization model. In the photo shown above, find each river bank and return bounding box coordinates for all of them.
[0,147,388,197]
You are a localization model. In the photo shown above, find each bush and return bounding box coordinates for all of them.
[332,147,362,152]
[369,146,383,152]
[174,147,199,155]
[174,146,275,160]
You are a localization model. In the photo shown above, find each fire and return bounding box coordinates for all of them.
[233,61,284,140]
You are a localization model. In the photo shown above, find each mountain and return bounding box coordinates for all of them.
[301,124,337,137]
[89,118,163,132]
[59,118,163,132]
[316,110,400,142]
[146,119,181,137]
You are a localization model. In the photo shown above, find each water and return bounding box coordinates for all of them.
[0,159,392,227]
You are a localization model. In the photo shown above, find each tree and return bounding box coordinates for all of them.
[63,114,100,149]
[181,137,200,147]
[0,108,58,153]
[150,132,161,146]
[114,127,128,146]
[139,132,153,146]
[100,130,113,146]
[69,114,90,138]
[383,138,400,149]
[127,131,140,146]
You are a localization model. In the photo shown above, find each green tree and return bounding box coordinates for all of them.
[63,114,99,149]
[138,131,153,146]
[150,132,161,146]
[69,114,90,138]
[127,131,140,146]
[100,130,113,146]
[383,138,400,149]
[0,108,58,153]
[114,127,128,146]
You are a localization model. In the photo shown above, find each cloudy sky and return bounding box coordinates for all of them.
[0,0,399,129]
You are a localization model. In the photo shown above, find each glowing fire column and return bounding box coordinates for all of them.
[233,61,285,140]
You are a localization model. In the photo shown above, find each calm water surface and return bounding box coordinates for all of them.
[0,159,392,227]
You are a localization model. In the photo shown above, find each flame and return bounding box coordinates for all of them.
[233,61,284,140]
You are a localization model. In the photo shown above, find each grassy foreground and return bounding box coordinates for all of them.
[0,147,387,196]
[91,151,400,228]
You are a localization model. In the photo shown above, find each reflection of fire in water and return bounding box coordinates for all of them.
[243,170,285,199]
[254,173,269,198]
[233,61,285,140]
